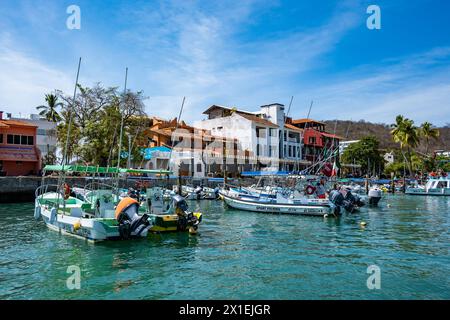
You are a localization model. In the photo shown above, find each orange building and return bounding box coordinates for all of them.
[0,111,41,176]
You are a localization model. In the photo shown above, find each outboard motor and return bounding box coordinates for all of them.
[368,187,382,206]
[194,186,203,200]
[172,195,201,233]
[328,190,343,216]
[115,197,151,239]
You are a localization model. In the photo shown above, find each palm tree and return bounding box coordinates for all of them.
[391,115,420,176]
[420,121,440,155]
[36,94,62,122]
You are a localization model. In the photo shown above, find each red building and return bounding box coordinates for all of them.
[290,118,342,163]
[0,111,41,176]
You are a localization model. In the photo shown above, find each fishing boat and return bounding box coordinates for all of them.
[220,188,337,216]
[34,165,175,242]
[405,176,450,196]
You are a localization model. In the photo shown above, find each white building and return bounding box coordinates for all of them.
[384,152,395,164]
[339,140,360,154]
[195,103,306,171]
[6,113,58,159]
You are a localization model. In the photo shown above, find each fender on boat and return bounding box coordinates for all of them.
[34,206,41,220]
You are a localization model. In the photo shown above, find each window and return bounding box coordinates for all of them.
[196,163,202,173]
[269,146,272,157]
[289,146,292,157]
[14,135,20,145]
[269,128,276,137]
[309,137,316,144]
[7,134,13,144]
[0,134,3,144]
[21,135,27,145]
[37,129,46,135]
[27,136,34,145]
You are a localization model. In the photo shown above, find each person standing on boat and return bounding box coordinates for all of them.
[315,178,327,199]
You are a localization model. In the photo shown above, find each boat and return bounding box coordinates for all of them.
[405,176,450,196]
[173,185,219,200]
[34,165,202,242]
[220,188,337,216]
[368,186,383,205]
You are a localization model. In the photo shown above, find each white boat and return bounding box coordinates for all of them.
[406,177,450,196]
[220,189,335,216]
[34,165,174,242]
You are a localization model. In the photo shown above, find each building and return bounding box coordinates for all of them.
[4,112,58,160]
[0,111,41,176]
[141,117,244,177]
[196,104,341,172]
[195,103,309,172]
[339,140,360,154]
[384,152,395,164]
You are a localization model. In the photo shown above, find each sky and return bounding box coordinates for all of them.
[0,0,449,126]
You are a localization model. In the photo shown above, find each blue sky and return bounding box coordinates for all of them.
[0,0,449,125]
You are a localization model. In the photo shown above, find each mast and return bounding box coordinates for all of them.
[166,96,186,172]
[117,67,128,171]
[57,57,81,214]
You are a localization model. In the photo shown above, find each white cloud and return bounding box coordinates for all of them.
[0,33,74,115]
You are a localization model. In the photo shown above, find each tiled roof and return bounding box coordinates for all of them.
[321,132,343,140]
[291,118,325,125]
[237,113,279,128]
[202,105,256,116]
[284,123,304,132]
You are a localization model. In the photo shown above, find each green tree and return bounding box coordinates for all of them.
[419,121,440,155]
[390,115,420,176]
[36,93,62,122]
[341,136,385,176]
[55,84,148,167]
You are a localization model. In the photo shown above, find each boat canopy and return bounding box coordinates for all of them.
[43,165,172,175]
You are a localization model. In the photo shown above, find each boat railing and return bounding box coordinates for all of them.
[35,184,60,198]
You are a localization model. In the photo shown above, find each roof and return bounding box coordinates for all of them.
[237,113,279,128]
[321,132,343,140]
[43,165,172,175]
[202,105,256,116]
[291,118,325,126]
[0,119,38,128]
[284,123,304,133]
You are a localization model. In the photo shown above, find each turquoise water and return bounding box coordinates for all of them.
[0,195,449,300]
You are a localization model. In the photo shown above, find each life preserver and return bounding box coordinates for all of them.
[305,185,316,195]
[63,183,71,200]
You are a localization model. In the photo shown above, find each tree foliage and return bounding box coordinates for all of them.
[55,83,149,166]
[341,136,385,175]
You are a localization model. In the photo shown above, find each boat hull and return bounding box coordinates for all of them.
[222,193,332,216]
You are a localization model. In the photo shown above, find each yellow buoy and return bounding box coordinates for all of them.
[73,221,81,231]
[360,221,367,227]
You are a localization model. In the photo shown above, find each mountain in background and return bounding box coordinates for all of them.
[322,120,450,153]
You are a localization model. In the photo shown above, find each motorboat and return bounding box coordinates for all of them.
[406,176,450,196]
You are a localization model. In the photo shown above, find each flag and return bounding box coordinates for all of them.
[331,156,341,177]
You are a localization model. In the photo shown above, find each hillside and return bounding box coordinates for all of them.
[322,120,450,153]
